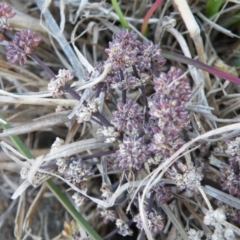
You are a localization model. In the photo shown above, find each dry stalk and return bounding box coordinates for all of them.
[173,0,211,90]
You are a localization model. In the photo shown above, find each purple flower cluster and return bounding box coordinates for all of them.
[220,138,240,197]
[149,67,191,158]
[133,212,164,235]
[64,158,93,185]
[115,219,133,236]
[105,30,140,70]
[149,183,171,204]
[116,135,150,170]
[225,137,240,163]
[111,99,144,132]
[6,29,41,66]
[220,163,240,198]
[0,2,15,29]
[0,3,15,18]
[99,31,192,170]
[102,30,166,90]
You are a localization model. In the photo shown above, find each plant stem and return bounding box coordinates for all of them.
[29,53,56,78]
[141,0,163,35]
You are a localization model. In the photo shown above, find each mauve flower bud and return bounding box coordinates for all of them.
[105,30,140,70]
[0,3,15,18]
[116,134,150,170]
[133,212,164,235]
[6,29,41,66]
[0,3,15,29]
[111,99,144,132]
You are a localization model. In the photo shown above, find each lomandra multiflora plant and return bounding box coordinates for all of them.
[2,2,240,240]
[0,2,194,239]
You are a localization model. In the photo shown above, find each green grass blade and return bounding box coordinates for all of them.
[206,0,223,18]
[47,180,102,240]
[111,0,129,29]
[0,112,34,159]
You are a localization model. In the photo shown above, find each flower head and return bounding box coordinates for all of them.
[100,183,113,199]
[220,164,240,197]
[72,192,86,207]
[133,212,164,235]
[20,166,51,188]
[98,206,117,224]
[111,99,144,132]
[64,158,93,185]
[116,134,151,170]
[147,183,171,204]
[103,30,166,90]
[6,29,41,65]
[149,67,191,130]
[148,126,186,158]
[153,67,191,100]
[0,3,15,29]
[225,137,240,163]
[115,219,133,236]
[204,208,226,226]
[168,162,203,196]
[105,30,140,70]
[148,67,191,159]
[97,126,119,143]
[219,137,240,197]
[187,228,204,240]
[76,98,101,123]
[138,41,166,71]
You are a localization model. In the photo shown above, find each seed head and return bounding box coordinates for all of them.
[100,183,113,199]
[72,192,86,207]
[48,69,75,97]
[139,41,166,71]
[168,162,203,196]
[187,228,204,240]
[97,126,119,143]
[153,67,191,101]
[75,98,101,123]
[148,126,185,158]
[225,137,240,164]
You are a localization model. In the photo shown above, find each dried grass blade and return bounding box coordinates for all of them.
[161,204,188,240]
[23,184,47,230]
[14,193,26,240]
[0,111,71,138]
[203,185,240,210]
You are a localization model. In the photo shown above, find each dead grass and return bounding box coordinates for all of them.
[1,0,240,239]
